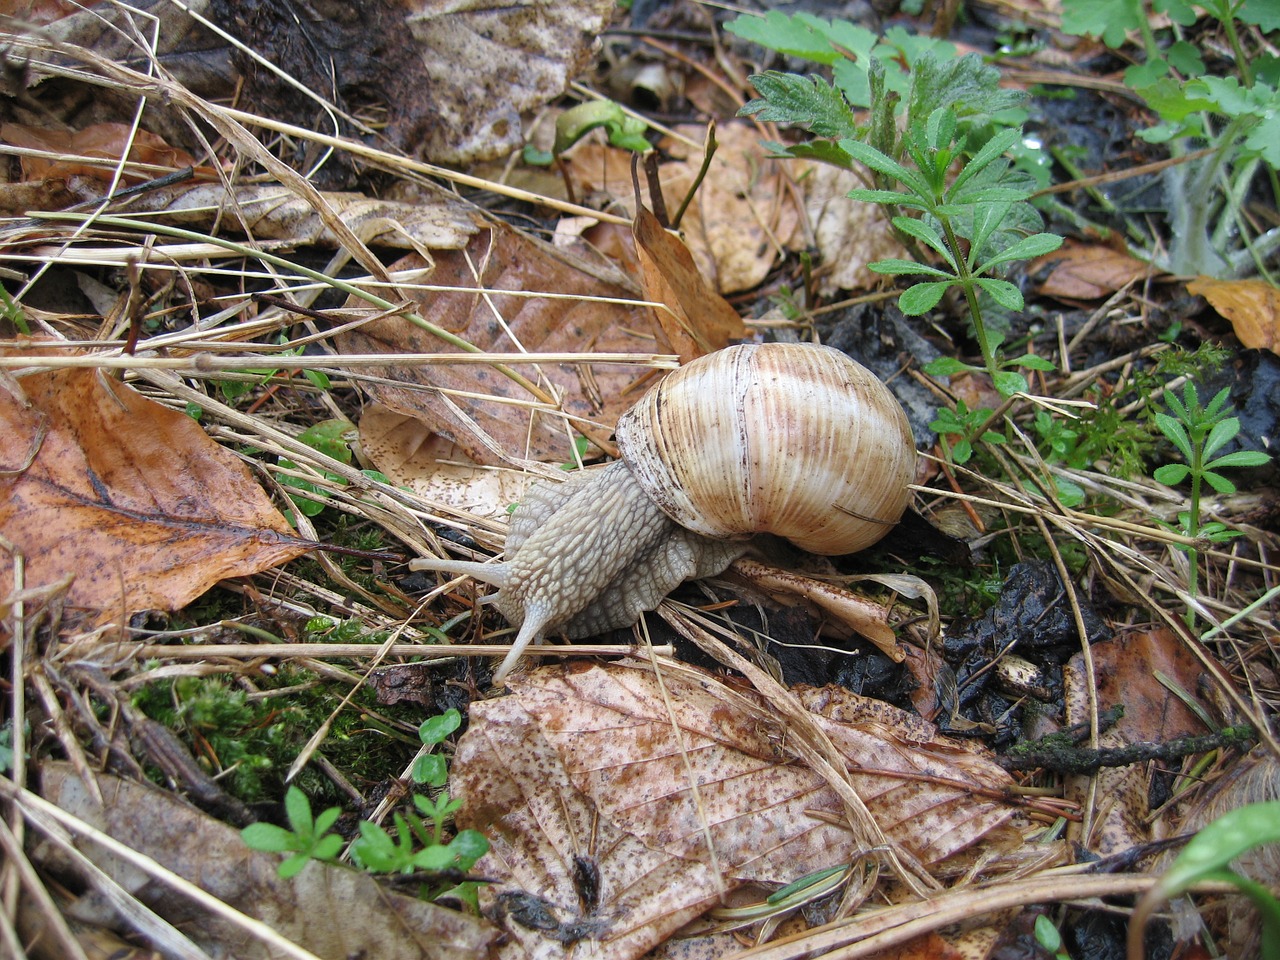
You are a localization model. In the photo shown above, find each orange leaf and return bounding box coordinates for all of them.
[0,367,310,622]
[1188,276,1280,354]
[0,122,198,183]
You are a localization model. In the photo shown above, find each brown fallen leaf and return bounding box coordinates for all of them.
[1063,626,1213,856]
[336,223,667,466]
[0,121,201,183]
[803,163,911,296]
[1032,239,1154,300]
[633,205,746,362]
[0,366,310,624]
[1188,275,1280,354]
[455,661,1025,958]
[33,763,497,960]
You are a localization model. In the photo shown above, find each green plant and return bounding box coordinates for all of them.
[930,399,1006,465]
[277,419,391,521]
[1153,382,1270,621]
[218,335,331,402]
[241,784,344,878]
[1129,800,1280,959]
[1034,914,1073,960]
[731,12,1062,397]
[412,709,462,787]
[523,99,650,166]
[350,794,489,880]
[1060,0,1280,277]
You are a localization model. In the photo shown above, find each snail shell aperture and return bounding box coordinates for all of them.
[410,342,918,681]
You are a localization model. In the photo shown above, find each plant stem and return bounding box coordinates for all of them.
[939,215,1000,382]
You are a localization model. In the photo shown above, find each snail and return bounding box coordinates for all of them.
[410,342,917,682]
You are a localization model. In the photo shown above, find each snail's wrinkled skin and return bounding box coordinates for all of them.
[411,461,745,681]
[411,343,917,683]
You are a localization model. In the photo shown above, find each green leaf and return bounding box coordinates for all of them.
[302,369,331,391]
[314,806,342,837]
[947,125,1021,198]
[740,72,859,140]
[1207,449,1272,470]
[1009,353,1057,372]
[842,139,933,201]
[1201,470,1239,495]
[1203,418,1241,459]
[724,12,844,65]
[284,785,314,836]
[976,232,1064,273]
[311,834,344,861]
[412,753,449,787]
[866,258,954,278]
[846,188,913,205]
[951,438,974,463]
[891,216,956,264]
[241,822,298,854]
[1242,0,1280,30]
[450,829,491,870]
[1155,412,1194,461]
[419,709,462,746]
[1154,463,1191,486]
[278,853,311,878]
[1165,40,1204,77]
[974,277,1024,310]
[1158,801,1280,899]
[1060,0,1143,47]
[522,144,554,166]
[924,356,978,377]
[992,370,1029,397]
[897,281,952,314]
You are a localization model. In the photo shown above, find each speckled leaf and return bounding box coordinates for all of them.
[0,367,310,623]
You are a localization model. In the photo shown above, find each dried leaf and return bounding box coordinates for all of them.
[633,206,745,361]
[0,366,310,621]
[803,163,911,296]
[1188,275,1280,354]
[356,402,527,521]
[455,662,1023,957]
[454,693,725,960]
[34,763,497,960]
[0,121,200,183]
[1032,240,1154,300]
[336,224,664,466]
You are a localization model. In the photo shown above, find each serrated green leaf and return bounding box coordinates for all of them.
[740,72,860,140]
[1060,0,1143,46]
[773,139,857,166]
[976,232,1064,272]
[906,52,1023,127]
[1242,0,1280,29]
[1125,59,1169,89]
[898,281,951,314]
[867,258,954,277]
[724,12,842,65]
[1166,40,1204,76]
[974,277,1024,310]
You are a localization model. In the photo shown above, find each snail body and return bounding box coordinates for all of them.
[411,343,917,681]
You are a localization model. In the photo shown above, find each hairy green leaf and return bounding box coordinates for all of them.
[740,72,859,140]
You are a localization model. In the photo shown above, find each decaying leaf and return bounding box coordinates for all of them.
[1032,240,1154,300]
[1188,276,1280,354]
[126,182,482,253]
[33,763,497,960]
[0,366,310,623]
[455,661,1026,958]
[335,222,665,466]
[633,205,746,361]
[0,121,201,183]
[356,401,528,522]
[803,163,911,296]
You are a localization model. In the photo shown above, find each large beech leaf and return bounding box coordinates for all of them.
[0,367,310,621]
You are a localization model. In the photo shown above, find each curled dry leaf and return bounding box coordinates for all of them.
[335,222,666,466]
[356,401,528,522]
[1188,276,1280,354]
[0,366,310,622]
[33,763,497,960]
[454,661,1025,959]
[1031,239,1154,300]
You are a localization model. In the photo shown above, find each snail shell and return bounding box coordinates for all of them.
[410,342,917,681]
[616,342,916,554]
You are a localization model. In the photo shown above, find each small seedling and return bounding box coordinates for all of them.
[929,399,1006,465]
[1034,914,1072,960]
[412,708,462,787]
[241,784,344,878]
[1153,382,1270,622]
